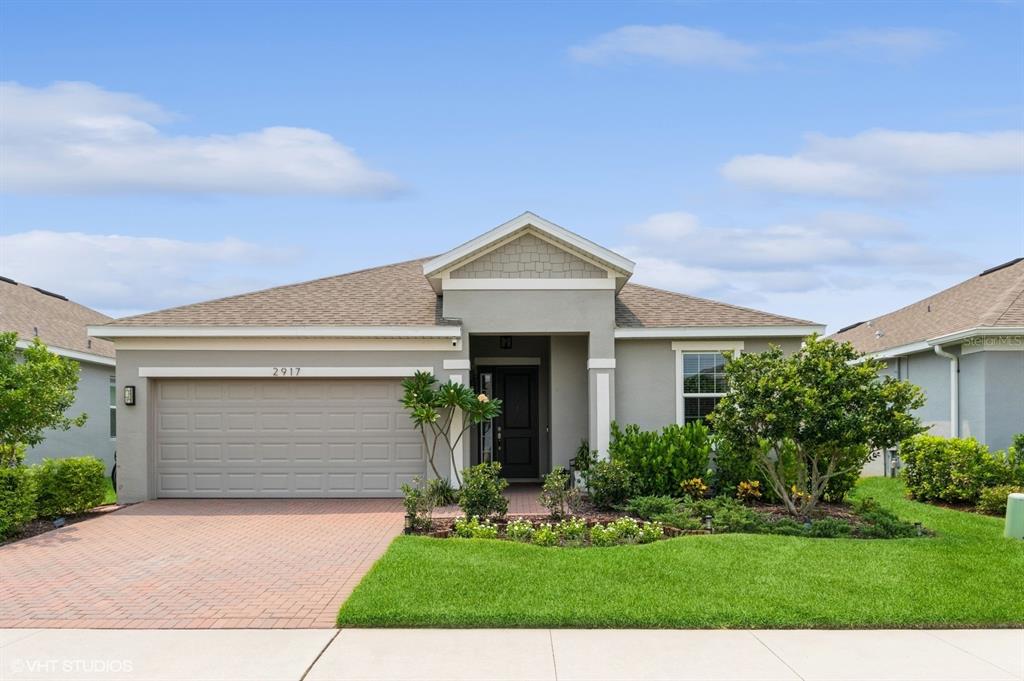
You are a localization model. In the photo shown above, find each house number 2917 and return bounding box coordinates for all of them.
[273,367,301,376]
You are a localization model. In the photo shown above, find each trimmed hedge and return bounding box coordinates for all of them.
[977,485,1024,516]
[900,435,1012,504]
[33,456,107,518]
[608,421,711,497]
[0,466,36,540]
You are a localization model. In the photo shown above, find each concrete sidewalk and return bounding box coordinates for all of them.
[1,628,1021,681]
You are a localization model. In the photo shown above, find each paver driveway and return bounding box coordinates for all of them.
[0,499,404,629]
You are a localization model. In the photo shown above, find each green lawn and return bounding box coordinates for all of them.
[103,477,117,505]
[337,478,1024,628]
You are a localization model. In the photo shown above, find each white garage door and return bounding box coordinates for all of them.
[154,378,425,497]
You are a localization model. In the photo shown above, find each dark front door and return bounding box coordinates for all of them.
[490,366,539,479]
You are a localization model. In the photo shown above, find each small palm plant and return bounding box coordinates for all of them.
[401,371,502,487]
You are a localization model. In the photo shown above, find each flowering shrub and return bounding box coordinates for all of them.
[588,522,619,547]
[555,516,587,542]
[609,516,641,541]
[532,523,559,547]
[505,517,535,542]
[736,480,762,503]
[540,468,581,518]
[637,520,665,544]
[680,477,708,499]
[453,515,498,539]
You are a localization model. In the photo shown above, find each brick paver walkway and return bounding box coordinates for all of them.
[0,498,404,629]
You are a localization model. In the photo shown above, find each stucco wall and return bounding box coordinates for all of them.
[550,335,588,470]
[113,347,459,502]
[443,289,616,356]
[901,349,954,438]
[25,360,115,473]
[450,233,606,279]
[614,336,805,432]
[982,350,1024,451]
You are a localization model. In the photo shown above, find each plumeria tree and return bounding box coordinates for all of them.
[0,332,87,467]
[400,371,502,487]
[710,335,925,517]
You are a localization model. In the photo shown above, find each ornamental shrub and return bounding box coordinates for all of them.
[851,497,918,538]
[710,440,765,498]
[584,460,636,509]
[555,516,587,543]
[401,477,435,531]
[32,456,106,518]
[679,477,708,499]
[608,421,711,496]
[736,480,762,503]
[637,520,665,544]
[977,485,1024,516]
[458,461,508,519]
[588,522,619,547]
[453,515,498,539]
[539,468,580,518]
[532,523,558,547]
[900,435,1011,503]
[683,496,766,534]
[624,495,679,520]
[425,477,459,507]
[651,511,702,531]
[505,517,535,542]
[0,466,36,539]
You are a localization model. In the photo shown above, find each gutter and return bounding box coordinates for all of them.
[932,343,959,438]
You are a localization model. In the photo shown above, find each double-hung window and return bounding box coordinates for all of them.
[673,342,743,426]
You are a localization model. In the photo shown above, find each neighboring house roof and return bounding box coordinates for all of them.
[0,276,115,361]
[831,258,1024,354]
[100,259,814,331]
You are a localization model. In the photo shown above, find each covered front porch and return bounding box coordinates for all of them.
[454,333,609,482]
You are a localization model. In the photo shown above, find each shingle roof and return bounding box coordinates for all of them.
[105,258,818,331]
[110,258,444,327]
[831,258,1024,353]
[615,282,817,328]
[0,277,115,359]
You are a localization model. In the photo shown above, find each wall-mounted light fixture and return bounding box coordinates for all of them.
[123,385,136,406]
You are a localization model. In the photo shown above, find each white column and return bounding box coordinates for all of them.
[587,359,615,459]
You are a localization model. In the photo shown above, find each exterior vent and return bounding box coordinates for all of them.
[979,257,1023,277]
[32,286,68,301]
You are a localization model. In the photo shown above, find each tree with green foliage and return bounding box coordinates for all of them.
[0,332,87,467]
[710,335,925,517]
[400,371,502,487]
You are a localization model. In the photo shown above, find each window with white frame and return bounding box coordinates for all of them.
[680,352,728,425]
[109,376,116,439]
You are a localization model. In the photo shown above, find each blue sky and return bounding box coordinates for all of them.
[1,1,1022,331]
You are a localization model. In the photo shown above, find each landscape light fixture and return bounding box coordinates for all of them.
[703,514,713,532]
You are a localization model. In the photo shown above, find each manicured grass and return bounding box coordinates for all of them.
[337,478,1024,628]
[103,477,117,505]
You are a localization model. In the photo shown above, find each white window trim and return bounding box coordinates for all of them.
[674,346,735,426]
[442,278,615,291]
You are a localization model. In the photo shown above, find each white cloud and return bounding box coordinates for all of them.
[0,230,297,316]
[570,25,948,68]
[627,211,701,240]
[0,81,401,195]
[722,129,1024,198]
[618,209,967,331]
[792,28,949,60]
[569,25,758,68]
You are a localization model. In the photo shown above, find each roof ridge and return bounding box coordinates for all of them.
[623,281,819,326]
[110,255,437,325]
[980,262,1024,326]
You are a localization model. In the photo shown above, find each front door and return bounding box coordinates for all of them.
[488,366,540,479]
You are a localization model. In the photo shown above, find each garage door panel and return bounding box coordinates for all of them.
[155,378,426,497]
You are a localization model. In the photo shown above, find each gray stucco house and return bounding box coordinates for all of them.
[832,257,1023,452]
[89,212,823,502]
[1,276,117,472]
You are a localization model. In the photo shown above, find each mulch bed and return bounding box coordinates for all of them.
[1,504,124,547]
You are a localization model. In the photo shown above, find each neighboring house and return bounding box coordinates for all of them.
[832,257,1024,454]
[89,212,823,502]
[1,276,117,472]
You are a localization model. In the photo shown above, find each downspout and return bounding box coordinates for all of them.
[933,344,959,438]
